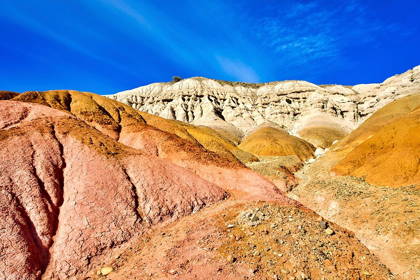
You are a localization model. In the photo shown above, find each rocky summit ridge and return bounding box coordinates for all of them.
[108,65,420,146]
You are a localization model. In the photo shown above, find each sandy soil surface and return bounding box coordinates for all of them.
[85,197,392,280]
[290,152,420,280]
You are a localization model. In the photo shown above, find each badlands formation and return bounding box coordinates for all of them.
[108,65,420,149]
[107,65,420,279]
[0,65,418,280]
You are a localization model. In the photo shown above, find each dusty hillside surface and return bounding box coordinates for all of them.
[0,101,228,279]
[246,156,303,193]
[284,96,420,279]
[108,65,420,148]
[239,127,315,161]
[88,201,391,280]
[290,152,420,280]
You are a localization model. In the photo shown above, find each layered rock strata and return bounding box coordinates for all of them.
[108,66,420,144]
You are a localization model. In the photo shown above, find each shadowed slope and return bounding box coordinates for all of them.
[239,127,316,161]
[298,126,349,148]
[0,90,20,100]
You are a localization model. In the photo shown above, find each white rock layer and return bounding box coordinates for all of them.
[107,66,420,137]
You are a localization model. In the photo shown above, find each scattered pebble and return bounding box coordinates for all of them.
[100,266,113,276]
[227,254,235,263]
[363,271,371,276]
[319,221,327,229]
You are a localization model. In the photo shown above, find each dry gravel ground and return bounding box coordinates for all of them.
[85,200,392,280]
[289,152,420,280]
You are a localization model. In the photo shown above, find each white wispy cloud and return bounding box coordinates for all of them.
[216,56,260,83]
[252,0,403,71]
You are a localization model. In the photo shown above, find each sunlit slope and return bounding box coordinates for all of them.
[137,111,258,163]
[335,93,420,153]
[239,127,315,160]
[332,94,420,187]
[332,105,420,187]
[0,100,227,278]
[12,90,256,164]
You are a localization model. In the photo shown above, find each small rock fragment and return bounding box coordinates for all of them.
[319,221,327,229]
[325,228,334,235]
[363,271,371,276]
[227,255,235,263]
[101,266,113,276]
[251,214,259,222]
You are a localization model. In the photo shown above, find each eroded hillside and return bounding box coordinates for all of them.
[0,92,395,280]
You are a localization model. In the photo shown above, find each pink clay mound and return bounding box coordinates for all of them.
[0,101,229,278]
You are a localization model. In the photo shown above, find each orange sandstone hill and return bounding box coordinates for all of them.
[239,126,316,161]
[333,93,420,155]
[12,90,257,164]
[332,94,420,187]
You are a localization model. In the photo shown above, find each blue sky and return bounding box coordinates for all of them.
[0,0,419,95]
